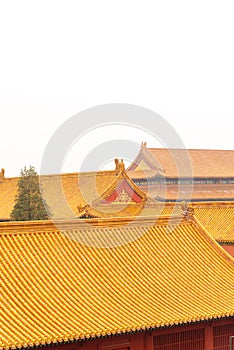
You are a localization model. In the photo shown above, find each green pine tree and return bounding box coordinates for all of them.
[10,166,51,221]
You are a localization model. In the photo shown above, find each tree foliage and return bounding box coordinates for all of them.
[10,166,50,221]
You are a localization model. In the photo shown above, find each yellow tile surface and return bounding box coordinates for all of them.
[1,216,234,350]
[193,202,234,242]
[0,171,117,220]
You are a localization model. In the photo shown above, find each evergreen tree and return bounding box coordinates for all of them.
[10,166,50,221]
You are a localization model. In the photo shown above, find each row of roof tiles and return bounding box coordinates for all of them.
[1,215,234,350]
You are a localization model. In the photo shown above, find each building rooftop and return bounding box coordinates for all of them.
[0,162,131,221]
[127,143,234,178]
[193,201,234,243]
[1,215,234,350]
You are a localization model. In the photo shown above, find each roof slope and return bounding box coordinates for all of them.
[0,177,18,220]
[1,216,234,350]
[0,170,118,220]
[128,144,234,178]
[193,202,234,243]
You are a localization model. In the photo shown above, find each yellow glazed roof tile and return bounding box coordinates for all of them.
[0,161,153,221]
[193,202,234,242]
[0,170,117,220]
[1,215,234,350]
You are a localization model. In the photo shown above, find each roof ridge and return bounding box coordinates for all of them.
[148,147,234,152]
[0,214,190,235]
[2,169,117,181]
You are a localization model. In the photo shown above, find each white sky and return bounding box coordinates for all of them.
[1,1,234,177]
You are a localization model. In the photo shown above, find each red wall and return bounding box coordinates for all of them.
[221,244,234,257]
[49,318,234,350]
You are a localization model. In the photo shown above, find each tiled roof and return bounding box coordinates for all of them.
[193,202,234,243]
[0,170,118,220]
[0,160,152,221]
[128,145,234,178]
[0,177,19,220]
[1,215,234,350]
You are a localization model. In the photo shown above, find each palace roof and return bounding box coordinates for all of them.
[127,143,234,178]
[193,202,234,243]
[0,171,117,220]
[0,160,146,221]
[1,214,234,350]
[0,160,183,221]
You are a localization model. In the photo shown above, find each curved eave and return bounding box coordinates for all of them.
[2,314,234,350]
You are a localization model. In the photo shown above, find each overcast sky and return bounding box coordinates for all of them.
[1,1,234,177]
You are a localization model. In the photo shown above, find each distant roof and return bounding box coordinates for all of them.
[127,144,234,178]
[1,215,234,349]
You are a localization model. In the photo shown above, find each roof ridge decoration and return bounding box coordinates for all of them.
[0,168,5,180]
[114,158,125,174]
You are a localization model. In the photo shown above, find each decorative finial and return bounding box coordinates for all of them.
[120,159,125,170]
[0,168,5,178]
[115,159,125,175]
[115,158,120,172]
